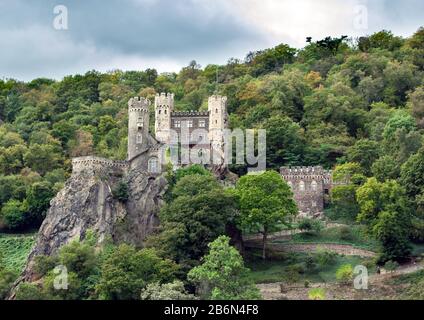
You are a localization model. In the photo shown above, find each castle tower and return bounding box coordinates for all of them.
[128,97,151,160]
[208,95,228,164]
[155,93,174,144]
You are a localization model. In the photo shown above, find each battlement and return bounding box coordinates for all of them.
[280,166,332,181]
[72,156,129,175]
[171,111,209,117]
[208,95,227,104]
[155,92,174,107]
[128,97,150,111]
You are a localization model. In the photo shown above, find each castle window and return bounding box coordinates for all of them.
[187,120,193,128]
[199,120,206,127]
[216,108,218,113]
[174,120,181,128]
[148,157,159,173]
[299,181,305,192]
[158,110,162,115]
[136,133,143,144]
[165,110,167,115]
[311,180,318,192]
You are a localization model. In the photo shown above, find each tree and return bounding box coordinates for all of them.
[140,280,195,300]
[330,163,366,221]
[26,181,55,224]
[235,171,297,259]
[263,115,306,169]
[0,199,28,230]
[96,245,177,300]
[356,178,412,262]
[151,174,238,271]
[372,156,400,181]
[346,139,380,175]
[23,144,63,175]
[188,236,261,300]
[400,148,424,241]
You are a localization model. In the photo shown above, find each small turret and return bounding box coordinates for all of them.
[128,97,151,160]
[155,93,174,143]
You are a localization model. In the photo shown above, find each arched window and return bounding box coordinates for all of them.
[148,157,159,173]
[216,108,219,113]
[299,181,305,192]
[311,180,318,192]
[164,110,167,115]
[158,110,162,115]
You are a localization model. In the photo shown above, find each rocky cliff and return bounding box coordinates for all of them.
[14,165,168,284]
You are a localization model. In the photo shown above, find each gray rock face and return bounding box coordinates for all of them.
[17,167,168,283]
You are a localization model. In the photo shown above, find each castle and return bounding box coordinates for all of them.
[71,92,339,218]
[72,93,228,176]
[280,166,343,218]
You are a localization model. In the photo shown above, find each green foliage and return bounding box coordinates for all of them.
[236,171,297,259]
[0,234,35,274]
[357,178,412,262]
[188,236,261,300]
[335,264,353,285]
[384,260,399,272]
[112,180,129,202]
[140,280,195,300]
[97,245,178,300]
[149,173,238,272]
[0,199,28,230]
[308,288,326,300]
[297,218,324,235]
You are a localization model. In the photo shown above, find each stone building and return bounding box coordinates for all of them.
[280,166,333,218]
[71,93,228,176]
[154,93,228,167]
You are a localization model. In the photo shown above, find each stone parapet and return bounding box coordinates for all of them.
[72,156,129,175]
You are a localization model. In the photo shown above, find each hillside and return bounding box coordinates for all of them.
[0,28,424,301]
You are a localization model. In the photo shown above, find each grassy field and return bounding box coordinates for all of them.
[246,249,371,284]
[0,233,36,274]
[272,225,380,252]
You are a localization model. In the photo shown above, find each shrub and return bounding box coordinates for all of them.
[308,288,326,300]
[0,199,28,230]
[112,180,129,202]
[298,218,324,235]
[336,264,353,285]
[384,260,399,273]
[315,247,338,268]
[336,226,354,241]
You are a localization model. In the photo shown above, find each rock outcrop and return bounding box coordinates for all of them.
[13,165,168,285]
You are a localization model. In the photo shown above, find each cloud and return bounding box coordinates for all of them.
[0,0,422,81]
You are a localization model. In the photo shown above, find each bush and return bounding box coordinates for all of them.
[112,180,129,202]
[336,264,353,285]
[298,218,324,235]
[336,226,354,241]
[384,260,399,273]
[308,288,326,300]
[315,247,338,268]
[1,199,29,230]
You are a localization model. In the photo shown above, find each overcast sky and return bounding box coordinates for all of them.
[0,0,423,81]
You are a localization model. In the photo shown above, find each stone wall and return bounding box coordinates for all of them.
[281,166,333,217]
[72,156,129,176]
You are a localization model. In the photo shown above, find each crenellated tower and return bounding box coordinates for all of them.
[208,95,228,163]
[128,97,151,160]
[155,93,174,144]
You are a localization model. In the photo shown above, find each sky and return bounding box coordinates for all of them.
[0,0,423,81]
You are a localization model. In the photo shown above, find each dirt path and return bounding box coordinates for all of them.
[257,262,424,300]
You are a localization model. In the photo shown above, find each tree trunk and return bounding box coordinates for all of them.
[262,232,267,260]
